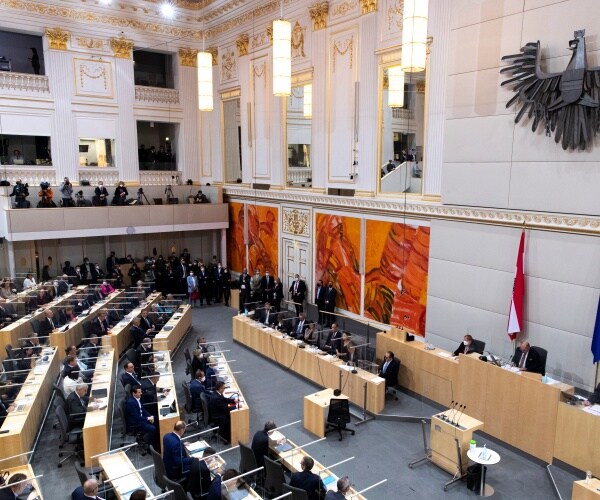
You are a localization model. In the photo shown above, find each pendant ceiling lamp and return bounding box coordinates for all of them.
[388,66,405,108]
[303,84,312,118]
[197,51,213,111]
[273,19,291,96]
[401,0,428,72]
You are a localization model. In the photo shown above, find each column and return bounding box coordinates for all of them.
[178,48,201,182]
[237,39,252,185]
[6,241,15,278]
[220,229,227,267]
[111,37,138,183]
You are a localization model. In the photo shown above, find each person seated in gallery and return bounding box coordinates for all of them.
[93,181,109,206]
[194,190,210,203]
[112,182,128,206]
[511,341,544,374]
[378,351,400,389]
[452,334,481,357]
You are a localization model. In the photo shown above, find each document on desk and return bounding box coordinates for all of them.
[436,351,452,358]
[584,404,600,416]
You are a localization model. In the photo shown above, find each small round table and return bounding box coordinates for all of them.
[467,447,501,497]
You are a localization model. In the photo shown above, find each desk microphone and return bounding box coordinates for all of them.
[443,400,455,421]
[450,402,460,424]
[452,404,463,425]
[455,405,466,428]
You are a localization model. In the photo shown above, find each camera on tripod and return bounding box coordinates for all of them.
[137,188,144,195]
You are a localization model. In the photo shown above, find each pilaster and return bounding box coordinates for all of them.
[178,48,201,182]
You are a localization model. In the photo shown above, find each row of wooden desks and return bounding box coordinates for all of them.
[153,304,192,352]
[98,451,153,499]
[0,346,60,466]
[375,329,580,467]
[155,350,181,446]
[232,316,385,414]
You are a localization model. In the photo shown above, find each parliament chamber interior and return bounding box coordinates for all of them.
[0,0,598,498]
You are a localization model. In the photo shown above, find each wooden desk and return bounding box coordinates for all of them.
[0,346,60,467]
[1,464,43,499]
[554,403,600,478]
[50,289,125,354]
[84,348,116,467]
[269,430,366,499]
[98,451,153,499]
[153,304,192,352]
[154,351,180,445]
[105,292,162,355]
[573,478,600,500]
[211,351,250,445]
[233,316,385,414]
[304,388,349,438]
[230,289,240,310]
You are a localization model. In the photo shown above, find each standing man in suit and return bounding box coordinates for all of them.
[106,251,118,275]
[139,309,155,335]
[453,334,480,357]
[251,270,262,304]
[125,385,158,449]
[197,265,211,306]
[260,270,275,304]
[379,351,400,390]
[221,266,232,307]
[163,421,195,482]
[208,381,236,444]
[238,269,251,313]
[130,317,147,347]
[190,369,206,414]
[289,274,307,316]
[324,281,337,326]
[314,279,326,325]
[66,383,90,429]
[290,456,327,500]
[511,341,544,374]
[213,262,224,303]
[251,421,276,469]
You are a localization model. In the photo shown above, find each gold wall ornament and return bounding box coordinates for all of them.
[387,0,403,30]
[309,1,329,31]
[110,36,134,59]
[332,36,353,72]
[427,35,433,55]
[283,208,310,236]
[332,0,357,18]
[75,37,104,50]
[267,26,273,45]
[360,0,377,14]
[291,21,305,58]
[236,34,249,56]
[178,47,199,67]
[45,27,69,51]
[416,80,425,93]
[221,48,236,80]
[383,74,389,89]
[208,47,218,66]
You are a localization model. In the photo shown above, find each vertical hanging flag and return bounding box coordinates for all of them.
[592,295,600,364]
[507,230,526,340]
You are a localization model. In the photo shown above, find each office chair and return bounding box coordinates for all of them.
[125,348,138,365]
[184,348,192,379]
[238,441,260,485]
[182,381,202,425]
[532,346,548,375]
[55,405,83,468]
[282,483,309,500]
[473,340,486,355]
[74,461,111,497]
[325,399,355,441]
[149,445,168,492]
[162,475,193,500]
[5,344,14,359]
[263,456,285,498]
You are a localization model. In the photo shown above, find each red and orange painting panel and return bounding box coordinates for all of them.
[247,204,278,275]
[314,213,361,315]
[364,221,430,336]
[227,202,246,273]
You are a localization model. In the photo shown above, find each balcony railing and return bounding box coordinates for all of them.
[134,85,180,105]
[392,108,414,120]
[0,72,50,95]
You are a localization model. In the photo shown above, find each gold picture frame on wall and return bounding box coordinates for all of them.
[73,58,114,99]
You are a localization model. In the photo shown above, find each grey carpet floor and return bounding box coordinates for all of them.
[30,304,581,499]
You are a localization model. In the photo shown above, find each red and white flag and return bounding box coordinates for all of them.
[507,230,526,340]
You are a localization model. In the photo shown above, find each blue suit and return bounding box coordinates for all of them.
[162,432,194,480]
[190,378,205,412]
[125,395,157,447]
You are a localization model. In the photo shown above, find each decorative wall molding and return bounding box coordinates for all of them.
[139,170,184,185]
[331,0,357,19]
[134,86,180,105]
[309,1,329,31]
[178,47,199,67]
[223,187,600,236]
[0,167,56,186]
[110,36,134,59]
[208,47,219,66]
[78,168,120,186]
[291,21,306,58]
[221,47,237,81]
[74,58,113,98]
[360,0,377,14]
[0,72,50,94]
[282,207,310,236]
[45,27,69,50]
[236,34,250,56]
[332,36,353,72]
[75,37,105,50]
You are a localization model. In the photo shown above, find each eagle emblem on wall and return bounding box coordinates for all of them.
[501,29,600,150]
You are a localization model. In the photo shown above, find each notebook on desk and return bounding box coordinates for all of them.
[322,474,336,487]
[92,388,107,399]
[275,441,293,453]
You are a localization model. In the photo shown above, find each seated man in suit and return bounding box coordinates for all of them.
[190,369,206,414]
[208,381,236,444]
[66,382,90,429]
[325,476,352,500]
[63,354,91,384]
[141,371,161,420]
[120,361,142,388]
[584,382,600,406]
[257,301,276,326]
[291,313,308,339]
[453,334,480,357]
[290,456,327,500]
[188,446,216,498]
[38,309,58,337]
[125,385,158,449]
[136,337,154,375]
[79,334,101,369]
[511,341,544,374]
[162,420,196,482]
[251,420,276,469]
[378,351,400,390]
[71,478,102,500]
[130,317,147,348]
[139,309,156,336]
[0,473,29,500]
[90,310,111,337]
[322,323,343,353]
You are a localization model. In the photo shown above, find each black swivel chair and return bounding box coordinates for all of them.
[472,340,486,355]
[325,398,355,441]
[263,455,285,498]
[149,444,168,492]
[182,381,202,425]
[55,405,83,468]
[283,483,309,500]
[184,348,193,380]
[163,475,193,500]
[5,343,14,359]
[531,346,548,375]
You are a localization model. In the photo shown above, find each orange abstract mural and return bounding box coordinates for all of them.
[315,213,361,315]
[247,204,278,274]
[364,221,430,336]
[227,202,246,273]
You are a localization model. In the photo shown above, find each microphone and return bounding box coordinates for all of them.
[452,404,464,425]
[455,405,466,428]
[442,400,454,421]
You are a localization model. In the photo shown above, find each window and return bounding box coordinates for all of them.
[223,98,242,183]
[133,50,174,89]
[136,121,177,171]
[286,84,312,188]
[0,134,51,165]
[79,139,115,167]
[0,30,44,75]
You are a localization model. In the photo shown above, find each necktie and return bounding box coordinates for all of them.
[49,318,54,328]
[382,360,390,373]
[294,282,298,294]
[519,352,527,368]
[464,345,469,354]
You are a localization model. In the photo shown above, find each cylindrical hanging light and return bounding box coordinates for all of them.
[400,0,428,72]
[273,19,291,96]
[303,83,312,118]
[197,51,213,111]
[388,66,405,108]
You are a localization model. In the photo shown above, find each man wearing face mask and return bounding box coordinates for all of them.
[324,281,337,326]
[197,265,211,305]
[113,182,128,206]
[260,269,274,304]
[289,274,307,316]
[238,268,251,313]
[453,334,480,357]
[93,181,108,206]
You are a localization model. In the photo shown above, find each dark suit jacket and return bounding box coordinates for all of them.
[140,316,154,333]
[324,287,337,310]
[141,379,159,418]
[379,357,400,388]
[453,341,479,357]
[131,326,146,347]
[90,317,110,337]
[511,347,544,374]
[38,317,56,337]
[325,491,345,500]
[189,459,211,497]
[162,431,194,480]
[289,279,307,301]
[190,379,206,412]
[258,306,276,325]
[125,395,152,432]
[324,330,342,352]
[315,285,325,309]
[120,371,142,388]
[70,486,100,500]
[208,392,233,422]
[290,470,327,500]
[251,429,270,469]
[66,391,88,428]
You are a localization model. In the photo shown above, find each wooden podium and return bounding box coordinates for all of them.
[410,409,483,491]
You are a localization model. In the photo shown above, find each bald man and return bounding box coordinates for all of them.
[511,341,544,374]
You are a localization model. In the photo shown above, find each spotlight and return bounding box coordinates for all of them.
[161,1,175,18]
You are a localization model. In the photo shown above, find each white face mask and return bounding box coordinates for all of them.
[464,341,471,346]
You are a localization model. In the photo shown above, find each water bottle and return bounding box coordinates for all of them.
[469,439,476,452]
